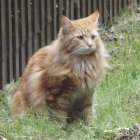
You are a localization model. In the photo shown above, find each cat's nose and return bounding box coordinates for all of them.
[87,44,93,48]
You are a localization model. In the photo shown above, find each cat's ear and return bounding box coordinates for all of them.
[88,11,99,23]
[61,16,73,32]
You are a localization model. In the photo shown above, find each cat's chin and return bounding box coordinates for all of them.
[71,47,96,56]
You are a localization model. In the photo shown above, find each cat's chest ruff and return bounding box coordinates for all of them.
[70,62,97,91]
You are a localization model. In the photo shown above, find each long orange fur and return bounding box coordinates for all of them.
[11,11,108,127]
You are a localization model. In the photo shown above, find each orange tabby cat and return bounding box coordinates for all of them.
[11,11,108,127]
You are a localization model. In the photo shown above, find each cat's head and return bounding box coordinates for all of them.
[58,11,101,56]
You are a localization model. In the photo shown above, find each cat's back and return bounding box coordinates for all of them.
[27,45,51,69]
[22,42,56,77]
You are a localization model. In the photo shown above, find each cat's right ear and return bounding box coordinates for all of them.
[89,11,99,23]
[61,16,73,32]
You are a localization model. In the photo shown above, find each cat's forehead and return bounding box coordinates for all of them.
[72,18,97,35]
[73,18,95,28]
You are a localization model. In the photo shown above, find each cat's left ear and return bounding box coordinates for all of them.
[61,16,73,32]
[88,11,99,23]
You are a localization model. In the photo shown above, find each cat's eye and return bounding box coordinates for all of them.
[91,35,96,39]
[77,36,84,40]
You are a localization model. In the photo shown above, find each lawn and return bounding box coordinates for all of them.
[0,9,140,140]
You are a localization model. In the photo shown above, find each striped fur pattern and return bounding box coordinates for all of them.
[11,11,108,127]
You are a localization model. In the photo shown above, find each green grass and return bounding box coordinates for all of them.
[0,10,140,140]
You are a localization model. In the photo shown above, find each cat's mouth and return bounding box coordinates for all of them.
[71,46,96,55]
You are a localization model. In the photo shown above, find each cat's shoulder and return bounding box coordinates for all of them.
[32,40,57,58]
[33,45,51,57]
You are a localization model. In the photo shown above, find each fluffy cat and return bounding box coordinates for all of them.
[11,11,108,128]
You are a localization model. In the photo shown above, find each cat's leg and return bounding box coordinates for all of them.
[76,93,95,122]
[30,92,47,114]
[77,103,94,122]
[12,89,47,115]
[11,91,28,114]
[50,109,68,128]
[47,94,70,128]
